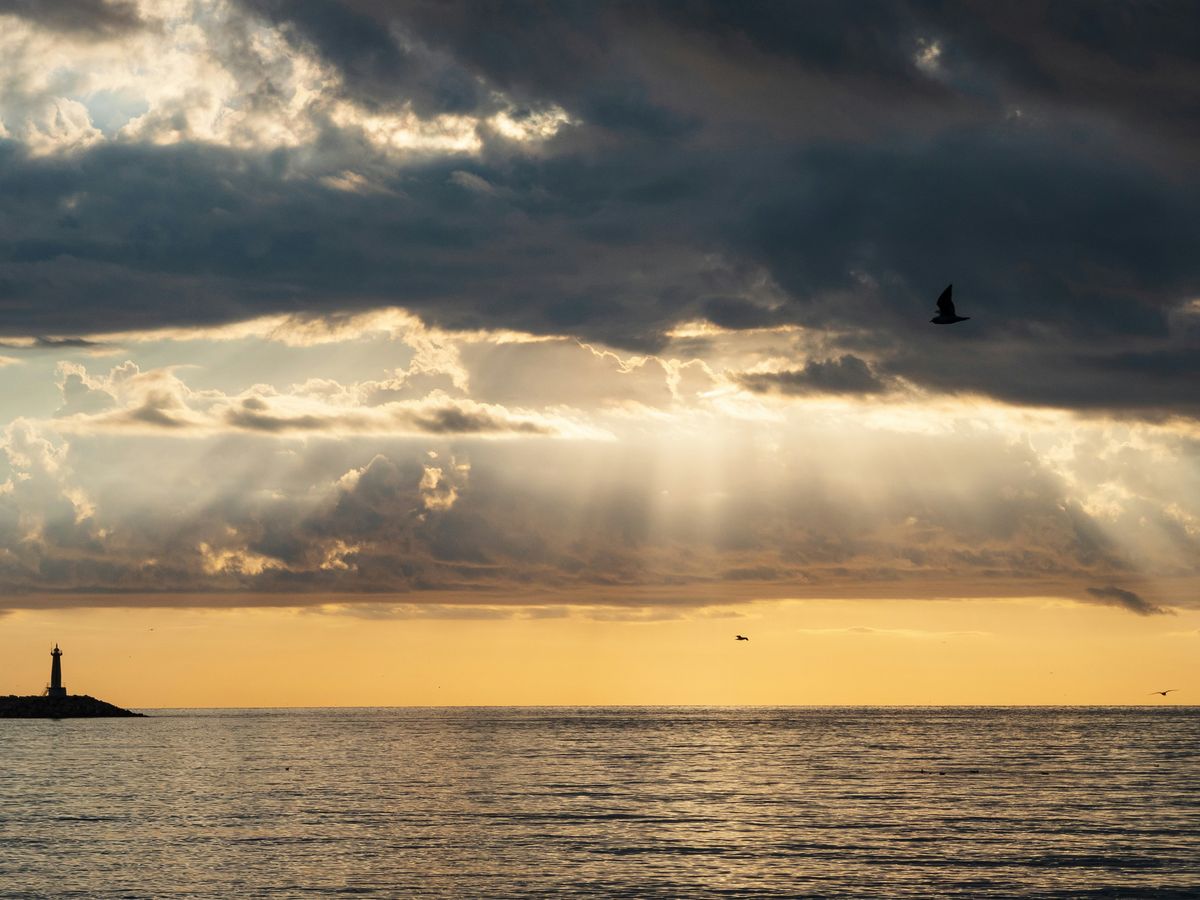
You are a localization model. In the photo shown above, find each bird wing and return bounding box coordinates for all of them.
[936,284,955,316]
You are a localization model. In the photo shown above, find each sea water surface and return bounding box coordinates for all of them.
[1,707,1198,898]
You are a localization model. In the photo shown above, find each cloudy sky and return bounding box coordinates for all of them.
[1,0,1198,704]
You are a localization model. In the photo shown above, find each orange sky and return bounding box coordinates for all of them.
[3,598,1195,707]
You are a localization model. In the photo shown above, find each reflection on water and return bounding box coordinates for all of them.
[1,708,1198,897]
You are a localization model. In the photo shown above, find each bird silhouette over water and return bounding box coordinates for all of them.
[735,635,749,641]
[930,284,970,324]
[1149,689,1178,696]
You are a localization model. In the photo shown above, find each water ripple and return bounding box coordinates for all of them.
[0,707,1197,897]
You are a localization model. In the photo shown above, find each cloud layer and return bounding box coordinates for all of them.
[0,2,1197,615]
[0,1,1197,414]
[1,320,1196,615]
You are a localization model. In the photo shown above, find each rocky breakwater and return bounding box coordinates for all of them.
[0,695,144,717]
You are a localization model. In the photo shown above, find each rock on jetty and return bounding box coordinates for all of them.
[0,695,144,718]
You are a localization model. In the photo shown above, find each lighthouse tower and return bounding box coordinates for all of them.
[48,644,67,698]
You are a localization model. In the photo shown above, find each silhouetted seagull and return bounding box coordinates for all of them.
[735,635,749,641]
[930,284,970,324]
[1149,689,1178,696]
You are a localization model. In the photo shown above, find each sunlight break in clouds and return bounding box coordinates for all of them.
[0,0,570,160]
[0,287,1194,617]
[0,310,1197,617]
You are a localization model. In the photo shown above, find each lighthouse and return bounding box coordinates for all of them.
[48,644,67,698]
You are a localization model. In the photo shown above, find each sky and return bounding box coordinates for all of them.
[1,0,1198,706]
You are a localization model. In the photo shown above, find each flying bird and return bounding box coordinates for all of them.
[1149,689,1178,696]
[930,283,970,324]
[735,635,749,641]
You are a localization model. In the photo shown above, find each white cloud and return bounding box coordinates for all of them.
[914,37,943,75]
[0,0,570,159]
[419,459,468,513]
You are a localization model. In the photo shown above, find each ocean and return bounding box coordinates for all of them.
[1,707,1197,898]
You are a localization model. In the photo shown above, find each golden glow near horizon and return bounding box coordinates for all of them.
[1,599,1195,707]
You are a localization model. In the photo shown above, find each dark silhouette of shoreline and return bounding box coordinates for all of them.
[1,644,144,717]
[0,695,144,718]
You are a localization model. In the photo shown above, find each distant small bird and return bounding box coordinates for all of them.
[930,283,970,324]
[1149,689,1178,696]
[735,635,749,641]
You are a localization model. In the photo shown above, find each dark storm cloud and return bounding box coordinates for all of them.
[239,0,489,116]
[1,1,1199,415]
[750,133,1199,333]
[913,1,1200,153]
[736,355,888,396]
[0,0,144,36]
[237,1,1200,150]
[243,1,648,128]
[0,139,727,350]
[1085,585,1170,617]
[745,130,1200,412]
